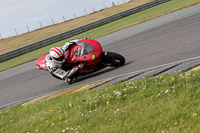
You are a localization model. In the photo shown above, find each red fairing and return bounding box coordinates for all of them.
[35,39,125,84]
[64,39,103,72]
[35,53,48,70]
[35,39,103,72]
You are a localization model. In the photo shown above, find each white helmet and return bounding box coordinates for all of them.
[49,47,65,63]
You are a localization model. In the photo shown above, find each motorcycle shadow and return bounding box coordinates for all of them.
[75,61,134,83]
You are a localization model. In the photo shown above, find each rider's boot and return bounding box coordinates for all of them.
[64,66,80,85]
[65,76,77,85]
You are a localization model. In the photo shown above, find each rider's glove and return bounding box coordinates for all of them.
[63,41,76,51]
[47,66,57,72]
[78,63,84,69]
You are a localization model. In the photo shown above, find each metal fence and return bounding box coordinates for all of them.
[0,0,170,63]
[0,0,130,39]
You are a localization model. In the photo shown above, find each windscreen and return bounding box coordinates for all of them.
[74,42,94,56]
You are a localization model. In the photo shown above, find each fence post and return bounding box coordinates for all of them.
[84,8,87,15]
[15,28,18,36]
[39,22,43,28]
[27,26,30,32]
[62,16,66,22]
[73,13,76,18]
[112,2,115,6]
[51,18,55,25]
[103,4,106,9]
[0,33,2,40]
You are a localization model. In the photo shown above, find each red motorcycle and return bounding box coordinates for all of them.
[35,39,125,82]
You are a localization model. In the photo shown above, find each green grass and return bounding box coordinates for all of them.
[0,0,199,72]
[1,70,200,132]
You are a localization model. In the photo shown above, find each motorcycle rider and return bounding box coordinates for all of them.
[45,38,87,84]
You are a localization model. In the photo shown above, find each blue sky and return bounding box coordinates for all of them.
[0,0,129,38]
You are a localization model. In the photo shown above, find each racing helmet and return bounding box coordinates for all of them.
[49,47,65,63]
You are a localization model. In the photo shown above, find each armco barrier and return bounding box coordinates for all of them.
[0,0,170,63]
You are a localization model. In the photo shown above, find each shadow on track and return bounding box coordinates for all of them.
[75,61,134,83]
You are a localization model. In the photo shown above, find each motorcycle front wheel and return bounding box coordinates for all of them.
[101,52,125,67]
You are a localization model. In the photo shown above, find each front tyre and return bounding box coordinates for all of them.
[102,52,125,67]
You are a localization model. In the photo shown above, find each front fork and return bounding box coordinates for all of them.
[99,51,112,67]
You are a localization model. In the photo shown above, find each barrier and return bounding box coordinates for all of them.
[0,0,170,62]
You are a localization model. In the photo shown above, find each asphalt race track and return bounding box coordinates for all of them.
[0,4,200,108]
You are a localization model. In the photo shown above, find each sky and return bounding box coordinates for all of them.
[0,0,130,38]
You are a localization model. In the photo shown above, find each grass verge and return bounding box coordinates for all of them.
[1,70,200,132]
[0,0,200,72]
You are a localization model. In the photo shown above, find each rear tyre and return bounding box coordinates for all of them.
[102,52,125,67]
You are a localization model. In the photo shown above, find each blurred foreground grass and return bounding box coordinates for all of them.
[1,70,200,132]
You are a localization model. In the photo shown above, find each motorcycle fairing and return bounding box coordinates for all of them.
[35,39,103,72]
